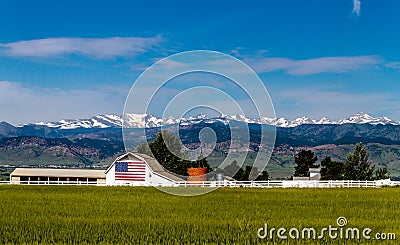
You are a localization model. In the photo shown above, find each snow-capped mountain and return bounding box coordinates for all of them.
[123,114,171,128]
[21,112,400,129]
[24,115,123,130]
[123,113,230,128]
[336,112,399,125]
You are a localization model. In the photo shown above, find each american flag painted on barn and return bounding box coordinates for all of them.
[114,161,146,181]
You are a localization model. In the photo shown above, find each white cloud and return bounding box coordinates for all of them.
[0,36,162,59]
[0,81,127,125]
[351,0,361,16]
[245,55,381,75]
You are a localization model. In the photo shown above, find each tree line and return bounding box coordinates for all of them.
[294,142,390,180]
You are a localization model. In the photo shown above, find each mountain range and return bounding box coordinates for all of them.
[12,112,400,130]
[1,112,400,178]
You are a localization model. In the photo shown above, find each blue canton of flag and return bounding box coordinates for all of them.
[115,162,128,172]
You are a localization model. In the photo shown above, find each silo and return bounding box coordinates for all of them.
[216,173,224,182]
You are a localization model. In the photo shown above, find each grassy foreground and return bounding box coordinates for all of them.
[0,186,399,244]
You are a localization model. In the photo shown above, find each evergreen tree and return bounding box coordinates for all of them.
[320,156,344,180]
[233,167,246,181]
[375,167,390,180]
[224,160,241,178]
[137,130,211,176]
[136,141,152,155]
[294,150,318,177]
[223,161,269,181]
[254,169,270,181]
[343,143,375,180]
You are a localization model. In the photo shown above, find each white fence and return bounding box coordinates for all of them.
[0,180,102,186]
[173,179,400,188]
[1,179,399,188]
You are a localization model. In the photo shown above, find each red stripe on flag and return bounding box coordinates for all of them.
[115,179,145,181]
[115,176,145,179]
[115,174,145,177]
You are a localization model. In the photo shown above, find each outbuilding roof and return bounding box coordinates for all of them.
[10,168,106,179]
[134,153,185,182]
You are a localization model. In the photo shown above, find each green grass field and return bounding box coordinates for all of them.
[0,186,399,244]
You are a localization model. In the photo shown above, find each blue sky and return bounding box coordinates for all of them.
[1,0,400,124]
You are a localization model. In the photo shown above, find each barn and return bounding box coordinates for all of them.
[105,152,185,186]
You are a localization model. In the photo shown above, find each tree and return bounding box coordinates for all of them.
[320,156,344,180]
[233,167,246,181]
[223,160,240,178]
[136,141,152,156]
[137,130,188,175]
[223,161,269,181]
[343,143,375,181]
[137,130,211,176]
[375,167,390,180]
[294,150,318,177]
[224,160,245,180]
[254,169,270,181]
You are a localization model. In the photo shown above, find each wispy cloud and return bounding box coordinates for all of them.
[351,0,361,17]
[244,55,382,75]
[385,62,400,70]
[272,87,399,120]
[0,37,162,59]
[0,81,127,125]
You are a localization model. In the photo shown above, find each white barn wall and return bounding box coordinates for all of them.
[146,168,179,187]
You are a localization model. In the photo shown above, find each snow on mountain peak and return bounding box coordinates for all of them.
[22,112,400,129]
[22,115,123,130]
[314,117,333,125]
[337,112,399,125]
